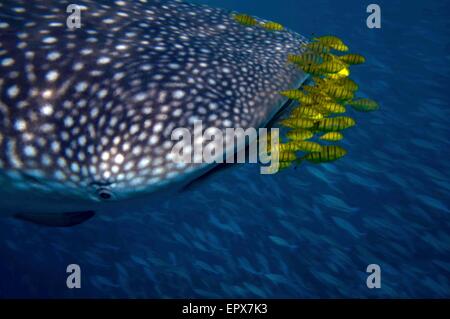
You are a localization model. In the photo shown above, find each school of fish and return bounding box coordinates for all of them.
[274,35,379,171]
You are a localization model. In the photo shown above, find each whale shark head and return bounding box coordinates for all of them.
[0,0,307,215]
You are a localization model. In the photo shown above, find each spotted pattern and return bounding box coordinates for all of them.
[0,0,307,200]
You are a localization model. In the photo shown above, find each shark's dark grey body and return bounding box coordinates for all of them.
[0,0,307,220]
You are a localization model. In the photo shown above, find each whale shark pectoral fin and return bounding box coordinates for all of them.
[14,211,96,227]
[180,162,233,192]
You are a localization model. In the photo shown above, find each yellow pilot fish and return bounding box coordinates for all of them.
[304,41,330,54]
[315,116,356,132]
[322,85,355,101]
[290,106,324,120]
[281,118,316,129]
[300,63,326,76]
[348,98,379,112]
[339,54,366,65]
[233,14,258,26]
[271,141,320,153]
[260,21,284,31]
[314,35,349,52]
[287,53,323,66]
[316,102,347,114]
[303,145,348,163]
[311,93,333,104]
[290,141,323,153]
[327,77,359,92]
[319,60,348,74]
[286,129,315,141]
[319,132,344,141]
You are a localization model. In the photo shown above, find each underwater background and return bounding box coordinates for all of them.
[0,0,449,298]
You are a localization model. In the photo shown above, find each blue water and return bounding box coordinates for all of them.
[1,0,449,298]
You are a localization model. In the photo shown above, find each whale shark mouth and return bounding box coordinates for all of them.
[14,210,96,227]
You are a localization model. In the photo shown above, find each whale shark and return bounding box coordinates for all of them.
[0,0,307,226]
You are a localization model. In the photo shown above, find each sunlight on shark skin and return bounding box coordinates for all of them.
[0,0,308,222]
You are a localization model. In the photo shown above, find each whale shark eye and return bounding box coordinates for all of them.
[97,188,113,201]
